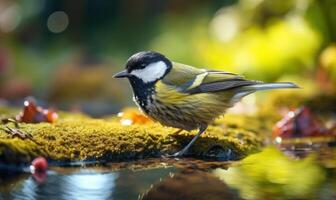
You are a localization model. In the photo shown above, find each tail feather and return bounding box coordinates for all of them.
[230,82,299,105]
[240,82,299,91]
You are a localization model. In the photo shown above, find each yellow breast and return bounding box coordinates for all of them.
[150,81,233,130]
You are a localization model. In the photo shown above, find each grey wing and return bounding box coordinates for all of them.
[162,62,261,94]
[184,69,261,94]
[186,78,260,94]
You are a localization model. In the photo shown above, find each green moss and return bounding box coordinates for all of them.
[0,110,262,164]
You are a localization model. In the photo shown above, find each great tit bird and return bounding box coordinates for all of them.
[114,51,298,157]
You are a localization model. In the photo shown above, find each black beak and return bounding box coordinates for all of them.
[113,70,130,78]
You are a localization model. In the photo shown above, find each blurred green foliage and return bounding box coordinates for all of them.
[0,0,335,103]
[213,147,335,200]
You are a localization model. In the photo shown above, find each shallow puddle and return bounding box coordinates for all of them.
[1,147,336,200]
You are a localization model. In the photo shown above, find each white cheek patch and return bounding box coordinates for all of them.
[130,61,167,83]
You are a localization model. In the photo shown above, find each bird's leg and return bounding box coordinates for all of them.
[161,129,183,158]
[172,124,208,157]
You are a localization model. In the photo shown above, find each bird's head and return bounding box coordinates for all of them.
[113,51,172,84]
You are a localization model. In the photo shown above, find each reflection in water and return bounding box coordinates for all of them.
[7,172,118,200]
[0,166,177,200]
[213,147,336,200]
[141,169,241,200]
[63,172,117,200]
[19,177,39,199]
[113,168,178,199]
[1,148,336,200]
[0,173,30,200]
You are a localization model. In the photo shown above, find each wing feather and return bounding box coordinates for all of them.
[187,79,259,94]
[161,62,260,94]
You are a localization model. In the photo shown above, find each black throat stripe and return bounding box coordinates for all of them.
[129,78,155,113]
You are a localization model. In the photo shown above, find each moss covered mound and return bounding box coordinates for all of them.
[0,111,262,164]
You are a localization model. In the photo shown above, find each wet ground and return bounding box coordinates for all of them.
[1,144,336,200]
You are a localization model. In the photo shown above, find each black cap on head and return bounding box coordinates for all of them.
[125,51,172,72]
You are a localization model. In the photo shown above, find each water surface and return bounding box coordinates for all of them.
[1,147,336,200]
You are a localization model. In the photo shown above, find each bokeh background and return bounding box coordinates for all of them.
[0,0,336,116]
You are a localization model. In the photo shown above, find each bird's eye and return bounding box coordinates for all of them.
[140,63,146,67]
